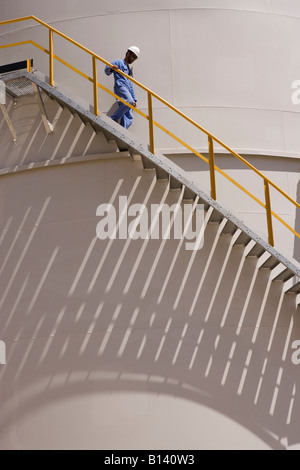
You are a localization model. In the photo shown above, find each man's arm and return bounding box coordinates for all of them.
[104,61,120,76]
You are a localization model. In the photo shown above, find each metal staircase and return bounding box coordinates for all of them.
[2,69,300,300]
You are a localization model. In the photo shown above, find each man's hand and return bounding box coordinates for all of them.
[111,64,119,71]
[133,101,137,108]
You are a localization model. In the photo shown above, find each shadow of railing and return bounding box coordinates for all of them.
[0,91,116,171]
[0,91,300,450]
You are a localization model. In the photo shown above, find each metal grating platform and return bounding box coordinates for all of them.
[5,77,35,98]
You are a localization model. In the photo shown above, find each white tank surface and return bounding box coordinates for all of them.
[1,0,300,156]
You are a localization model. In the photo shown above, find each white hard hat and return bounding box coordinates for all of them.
[128,46,140,58]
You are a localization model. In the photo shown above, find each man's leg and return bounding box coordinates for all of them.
[111,86,134,127]
[120,108,133,129]
[111,101,129,123]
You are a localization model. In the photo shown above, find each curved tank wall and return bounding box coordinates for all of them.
[1,0,300,157]
[0,143,299,450]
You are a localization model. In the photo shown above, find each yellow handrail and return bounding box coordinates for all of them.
[0,15,299,247]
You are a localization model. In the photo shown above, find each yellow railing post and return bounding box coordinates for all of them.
[148,92,154,154]
[264,179,274,246]
[27,59,31,72]
[208,136,216,200]
[92,55,99,116]
[49,29,54,86]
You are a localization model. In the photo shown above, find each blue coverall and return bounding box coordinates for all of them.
[105,59,137,129]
